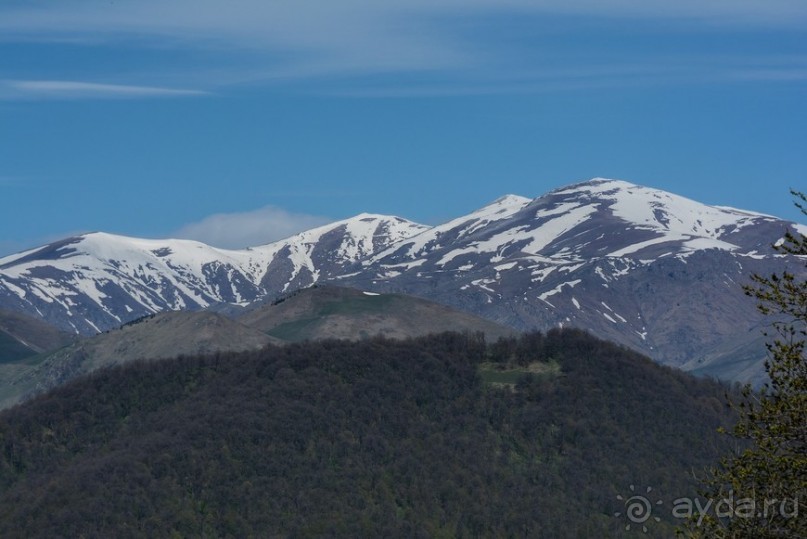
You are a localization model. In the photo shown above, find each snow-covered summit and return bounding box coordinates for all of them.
[360,178,798,281]
[0,176,801,376]
[252,213,430,263]
[489,194,533,208]
[552,177,774,237]
[1,178,804,386]
[0,213,427,334]
[541,177,783,257]
[368,193,532,263]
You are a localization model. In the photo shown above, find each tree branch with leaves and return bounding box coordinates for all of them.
[683,190,807,538]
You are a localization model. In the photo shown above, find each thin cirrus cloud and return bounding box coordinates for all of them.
[0,80,209,100]
[172,206,334,249]
[0,0,805,94]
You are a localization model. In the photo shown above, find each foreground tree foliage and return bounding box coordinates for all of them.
[0,329,735,538]
[684,192,807,538]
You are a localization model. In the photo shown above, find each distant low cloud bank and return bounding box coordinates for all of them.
[173,206,332,249]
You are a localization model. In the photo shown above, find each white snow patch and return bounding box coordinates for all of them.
[377,259,427,271]
[608,235,673,257]
[436,247,479,267]
[523,204,599,253]
[682,237,738,252]
[602,312,617,323]
[538,279,581,301]
[1,279,27,299]
[471,278,496,293]
[533,202,582,219]
[28,285,54,303]
[530,266,557,283]
[558,263,585,273]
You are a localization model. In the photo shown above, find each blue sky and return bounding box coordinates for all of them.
[1,0,806,253]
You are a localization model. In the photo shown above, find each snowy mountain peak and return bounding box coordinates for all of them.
[358,178,803,310]
[0,177,801,380]
[476,194,533,214]
[251,213,430,264]
[0,213,429,334]
[366,194,533,264]
[490,194,533,207]
[542,177,783,253]
[552,177,771,225]
[552,177,638,195]
[0,179,802,388]
[250,213,427,249]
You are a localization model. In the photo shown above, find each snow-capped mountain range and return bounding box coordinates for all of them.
[1,178,803,384]
[0,214,427,334]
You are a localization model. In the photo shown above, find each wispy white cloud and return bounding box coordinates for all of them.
[3,1,805,40]
[325,56,807,97]
[0,80,209,100]
[173,205,333,249]
[0,1,804,95]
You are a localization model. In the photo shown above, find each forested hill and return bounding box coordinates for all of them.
[0,330,736,538]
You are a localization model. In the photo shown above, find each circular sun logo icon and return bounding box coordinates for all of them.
[615,485,664,533]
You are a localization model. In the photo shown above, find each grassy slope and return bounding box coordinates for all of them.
[0,311,280,410]
[0,309,74,355]
[241,285,516,342]
[0,331,35,363]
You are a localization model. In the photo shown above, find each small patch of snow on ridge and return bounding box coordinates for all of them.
[538,279,582,301]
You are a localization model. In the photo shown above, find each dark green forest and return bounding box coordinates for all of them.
[0,330,737,538]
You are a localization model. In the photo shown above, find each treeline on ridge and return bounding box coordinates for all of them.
[0,329,736,538]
